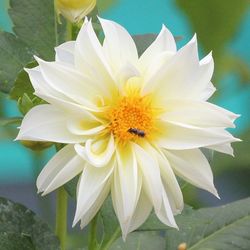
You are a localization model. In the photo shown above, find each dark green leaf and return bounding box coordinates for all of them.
[0,32,33,93]
[9,0,57,60]
[165,197,250,250]
[0,197,60,250]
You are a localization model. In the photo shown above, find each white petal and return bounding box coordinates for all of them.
[134,143,177,228]
[76,135,115,167]
[206,143,234,156]
[55,41,75,65]
[75,20,116,95]
[156,120,239,150]
[16,104,86,143]
[42,155,83,195]
[156,150,184,214]
[161,100,238,128]
[73,162,114,226]
[35,57,103,108]
[37,145,83,194]
[165,149,219,197]
[139,25,176,73]
[99,18,138,75]
[127,189,152,233]
[80,180,110,229]
[143,34,199,98]
[111,143,141,238]
[187,52,214,101]
[25,67,70,101]
[157,191,178,228]
[133,143,162,212]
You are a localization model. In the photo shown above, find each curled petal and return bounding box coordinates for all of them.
[75,135,115,167]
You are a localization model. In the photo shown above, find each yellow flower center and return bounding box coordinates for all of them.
[107,77,154,143]
[57,0,94,9]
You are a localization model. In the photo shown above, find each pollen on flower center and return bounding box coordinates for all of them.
[108,93,154,143]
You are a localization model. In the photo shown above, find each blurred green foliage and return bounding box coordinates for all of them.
[176,0,250,83]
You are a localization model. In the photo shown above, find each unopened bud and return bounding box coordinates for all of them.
[55,0,96,23]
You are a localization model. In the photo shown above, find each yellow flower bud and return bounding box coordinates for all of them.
[56,0,96,23]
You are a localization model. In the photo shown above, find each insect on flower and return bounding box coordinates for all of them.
[128,128,146,137]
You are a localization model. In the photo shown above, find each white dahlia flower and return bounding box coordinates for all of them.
[17,18,239,238]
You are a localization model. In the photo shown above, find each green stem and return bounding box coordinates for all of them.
[66,20,73,41]
[101,228,121,250]
[56,187,68,250]
[88,215,98,250]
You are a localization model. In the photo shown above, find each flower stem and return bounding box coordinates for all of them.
[88,214,98,250]
[55,187,68,250]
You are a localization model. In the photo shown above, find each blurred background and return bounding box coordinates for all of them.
[0,0,250,246]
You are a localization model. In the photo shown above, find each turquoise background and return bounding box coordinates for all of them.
[0,0,250,183]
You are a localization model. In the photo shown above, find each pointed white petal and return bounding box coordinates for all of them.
[25,67,69,101]
[35,57,102,108]
[99,18,138,75]
[75,20,116,94]
[16,104,86,143]
[161,100,238,128]
[156,150,184,215]
[135,143,178,228]
[80,180,110,229]
[42,155,83,195]
[139,25,176,73]
[165,149,219,197]
[127,189,152,233]
[55,41,75,65]
[156,120,239,150]
[37,145,80,193]
[156,191,178,228]
[133,143,162,212]
[111,144,140,237]
[143,34,199,97]
[73,163,114,226]
[206,143,234,156]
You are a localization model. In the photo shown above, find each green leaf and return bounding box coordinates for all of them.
[110,231,166,250]
[9,61,36,101]
[138,205,193,232]
[9,0,57,60]
[0,32,33,93]
[0,0,67,94]
[165,197,250,250]
[99,196,121,250]
[0,197,60,250]
[176,0,249,54]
